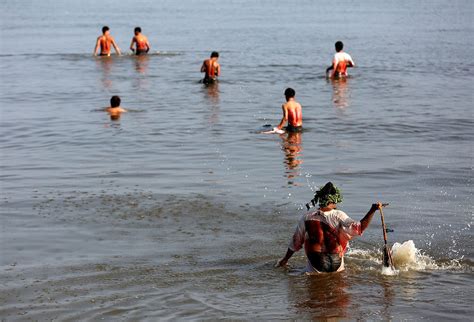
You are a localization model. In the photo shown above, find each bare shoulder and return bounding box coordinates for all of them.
[288,101,301,109]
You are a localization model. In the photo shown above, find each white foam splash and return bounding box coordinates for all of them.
[347,240,464,274]
[391,240,417,267]
[381,265,399,276]
[390,240,437,271]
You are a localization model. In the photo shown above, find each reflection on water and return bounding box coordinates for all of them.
[380,279,396,320]
[204,82,219,105]
[329,77,350,108]
[133,55,150,90]
[96,56,113,89]
[291,273,350,319]
[280,131,303,186]
[203,82,220,125]
[134,54,149,75]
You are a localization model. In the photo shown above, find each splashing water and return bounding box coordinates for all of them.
[391,240,438,271]
[348,240,463,276]
[391,240,418,268]
[381,265,399,276]
[381,240,429,275]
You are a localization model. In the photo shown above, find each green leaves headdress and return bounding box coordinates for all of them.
[306,182,343,210]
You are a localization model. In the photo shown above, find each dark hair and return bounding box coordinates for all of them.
[335,41,344,52]
[284,88,295,98]
[134,27,141,33]
[110,95,121,108]
[102,26,109,34]
[211,51,219,58]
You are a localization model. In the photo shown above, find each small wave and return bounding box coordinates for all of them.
[0,51,183,60]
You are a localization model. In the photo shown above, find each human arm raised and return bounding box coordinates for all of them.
[360,202,383,233]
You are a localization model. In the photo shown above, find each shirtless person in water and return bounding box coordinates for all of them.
[130,27,150,55]
[276,88,303,133]
[94,26,121,56]
[201,52,221,84]
[275,182,382,273]
[326,41,355,78]
[105,96,127,120]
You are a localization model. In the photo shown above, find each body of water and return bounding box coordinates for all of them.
[0,0,472,320]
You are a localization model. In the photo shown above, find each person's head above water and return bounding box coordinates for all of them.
[284,88,296,101]
[335,41,344,52]
[102,26,110,35]
[211,51,219,59]
[306,182,343,210]
[134,27,141,35]
[110,95,121,108]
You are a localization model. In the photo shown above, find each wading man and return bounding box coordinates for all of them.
[130,27,150,55]
[94,26,121,56]
[276,88,303,133]
[201,51,221,84]
[275,182,382,273]
[326,41,355,78]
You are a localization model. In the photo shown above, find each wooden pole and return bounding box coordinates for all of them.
[379,206,395,269]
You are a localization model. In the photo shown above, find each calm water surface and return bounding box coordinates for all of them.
[0,0,473,320]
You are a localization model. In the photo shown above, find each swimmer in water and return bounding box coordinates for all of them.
[326,41,355,78]
[275,182,382,273]
[94,26,121,57]
[105,95,127,120]
[201,51,221,84]
[276,88,303,133]
[130,27,150,55]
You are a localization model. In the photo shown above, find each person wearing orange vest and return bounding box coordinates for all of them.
[326,41,355,78]
[201,52,221,84]
[130,27,150,55]
[94,26,121,57]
